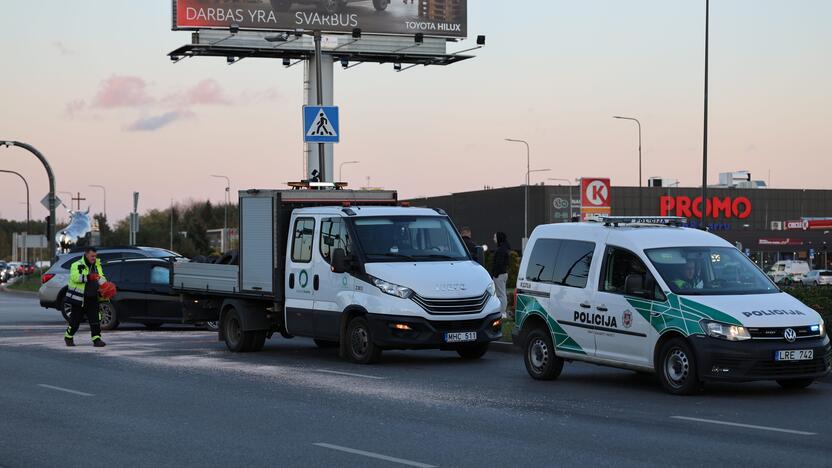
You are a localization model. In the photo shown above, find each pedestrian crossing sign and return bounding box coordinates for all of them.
[303,106,340,143]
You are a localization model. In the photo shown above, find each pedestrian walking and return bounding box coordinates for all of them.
[491,232,510,317]
[64,247,107,347]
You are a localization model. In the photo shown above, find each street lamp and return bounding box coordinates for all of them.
[0,170,30,234]
[211,175,231,252]
[339,160,359,183]
[89,184,106,219]
[505,138,531,249]
[613,115,643,213]
[548,177,574,220]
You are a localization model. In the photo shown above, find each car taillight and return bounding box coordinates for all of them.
[42,273,55,284]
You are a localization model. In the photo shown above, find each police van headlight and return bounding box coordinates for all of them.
[486,281,496,296]
[702,320,751,341]
[371,276,413,299]
[811,322,826,337]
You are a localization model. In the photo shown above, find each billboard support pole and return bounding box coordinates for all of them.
[314,30,326,184]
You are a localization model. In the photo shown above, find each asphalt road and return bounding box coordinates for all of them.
[1,291,830,468]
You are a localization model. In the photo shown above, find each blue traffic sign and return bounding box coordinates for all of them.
[303,106,339,143]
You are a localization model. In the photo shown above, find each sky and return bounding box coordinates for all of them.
[1,0,830,223]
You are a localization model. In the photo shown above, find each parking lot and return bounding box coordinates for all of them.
[1,291,830,467]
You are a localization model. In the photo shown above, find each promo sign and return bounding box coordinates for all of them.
[659,196,752,219]
[580,178,611,221]
[172,0,468,38]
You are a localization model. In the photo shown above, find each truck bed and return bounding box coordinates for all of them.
[172,263,240,294]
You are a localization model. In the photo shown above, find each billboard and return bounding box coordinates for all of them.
[173,0,467,38]
[579,178,611,221]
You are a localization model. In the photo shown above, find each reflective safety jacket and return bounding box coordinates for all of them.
[66,257,107,306]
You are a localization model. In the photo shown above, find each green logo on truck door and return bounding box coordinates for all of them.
[299,270,309,289]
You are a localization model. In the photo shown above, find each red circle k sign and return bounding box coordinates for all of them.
[581,178,611,207]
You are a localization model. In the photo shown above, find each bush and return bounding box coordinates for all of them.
[784,285,832,328]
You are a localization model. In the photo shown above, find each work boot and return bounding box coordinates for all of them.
[93,339,107,348]
[64,337,75,347]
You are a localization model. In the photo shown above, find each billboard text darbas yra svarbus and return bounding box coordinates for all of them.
[172,0,467,38]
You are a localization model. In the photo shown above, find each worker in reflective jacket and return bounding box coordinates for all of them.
[64,247,107,347]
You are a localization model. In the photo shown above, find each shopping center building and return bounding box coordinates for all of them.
[408,181,832,270]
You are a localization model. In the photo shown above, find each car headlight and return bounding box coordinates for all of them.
[371,276,413,299]
[701,320,751,341]
[486,281,496,296]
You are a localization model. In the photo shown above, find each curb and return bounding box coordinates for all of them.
[0,285,38,297]
[491,340,520,354]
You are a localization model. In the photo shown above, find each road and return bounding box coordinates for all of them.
[1,291,830,467]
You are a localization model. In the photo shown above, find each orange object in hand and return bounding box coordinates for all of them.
[88,273,100,282]
[98,281,117,300]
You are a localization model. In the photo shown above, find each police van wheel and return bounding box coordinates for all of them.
[346,316,382,364]
[456,343,489,359]
[99,303,119,331]
[658,338,702,395]
[524,328,563,380]
[776,378,814,390]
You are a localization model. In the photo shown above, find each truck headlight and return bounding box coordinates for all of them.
[701,320,751,341]
[371,276,413,299]
[486,281,496,296]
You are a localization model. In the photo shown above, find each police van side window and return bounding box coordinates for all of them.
[552,240,595,288]
[291,217,316,263]
[602,247,664,301]
[319,218,351,264]
[524,239,560,283]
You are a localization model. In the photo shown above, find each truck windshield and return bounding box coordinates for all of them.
[351,216,470,263]
[645,247,778,296]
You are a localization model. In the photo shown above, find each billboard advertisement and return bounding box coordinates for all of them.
[579,177,611,221]
[173,1,467,38]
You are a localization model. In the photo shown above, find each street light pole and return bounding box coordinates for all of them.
[339,160,359,183]
[211,175,231,252]
[613,116,643,213]
[89,184,106,219]
[506,138,531,249]
[0,170,30,234]
[701,0,710,230]
[548,177,574,220]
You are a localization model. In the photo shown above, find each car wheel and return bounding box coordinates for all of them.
[372,0,389,11]
[270,0,292,11]
[657,337,702,395]
[346,316,382,364]
[203,321,220,332]
[777,378,814,390]
[61,299,73,322]
[143,323,163,330]
[99,302,119,331]
[314,339,339,349]
[524,328,563,380]
[456,342,489,360]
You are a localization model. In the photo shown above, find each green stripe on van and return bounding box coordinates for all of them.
[515,294,586,355]
[625,292,742,337]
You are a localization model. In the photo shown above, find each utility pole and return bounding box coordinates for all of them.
[211,175,231,252]
[0,170,30,234]
[613,116,643,213]
[506,138,531,250]
[314,30,326,183]
[701,0,710,230]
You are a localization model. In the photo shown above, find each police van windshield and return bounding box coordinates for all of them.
[645,247,778,296]
[351,216,469,263]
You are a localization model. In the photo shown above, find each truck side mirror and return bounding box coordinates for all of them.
[332,248,349,274]
[625,274,648,299]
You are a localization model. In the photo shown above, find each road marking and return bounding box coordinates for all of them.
[314,369,384,380]
[37,384,94,397]
[671,416,816,436]
[314,443,436,468]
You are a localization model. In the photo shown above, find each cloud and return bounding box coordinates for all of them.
[239,87,281,104]
[165,79,230,106]
[91,75,153,109]
[125,110,194,132]
[52,41,74,55]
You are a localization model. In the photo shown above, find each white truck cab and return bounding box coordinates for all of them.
[513,217,830,394]
[174,188,502,363]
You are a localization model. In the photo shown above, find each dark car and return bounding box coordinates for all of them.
[65,257,184,330]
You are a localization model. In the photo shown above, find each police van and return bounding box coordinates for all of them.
[512,216,830,394]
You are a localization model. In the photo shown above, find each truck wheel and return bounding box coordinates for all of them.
[346,316,382,364]
[372,0,389,11]
[657,337,702,395]
[270,0,292,11]
[223,308,246,352]
[314,339,339,349]
[524,328,563,380]
[249,330,267,352]
[777,378,814,390]
[99,303,119,331]
[456,343,489,359]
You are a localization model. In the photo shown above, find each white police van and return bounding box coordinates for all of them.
[512,216,830,394]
